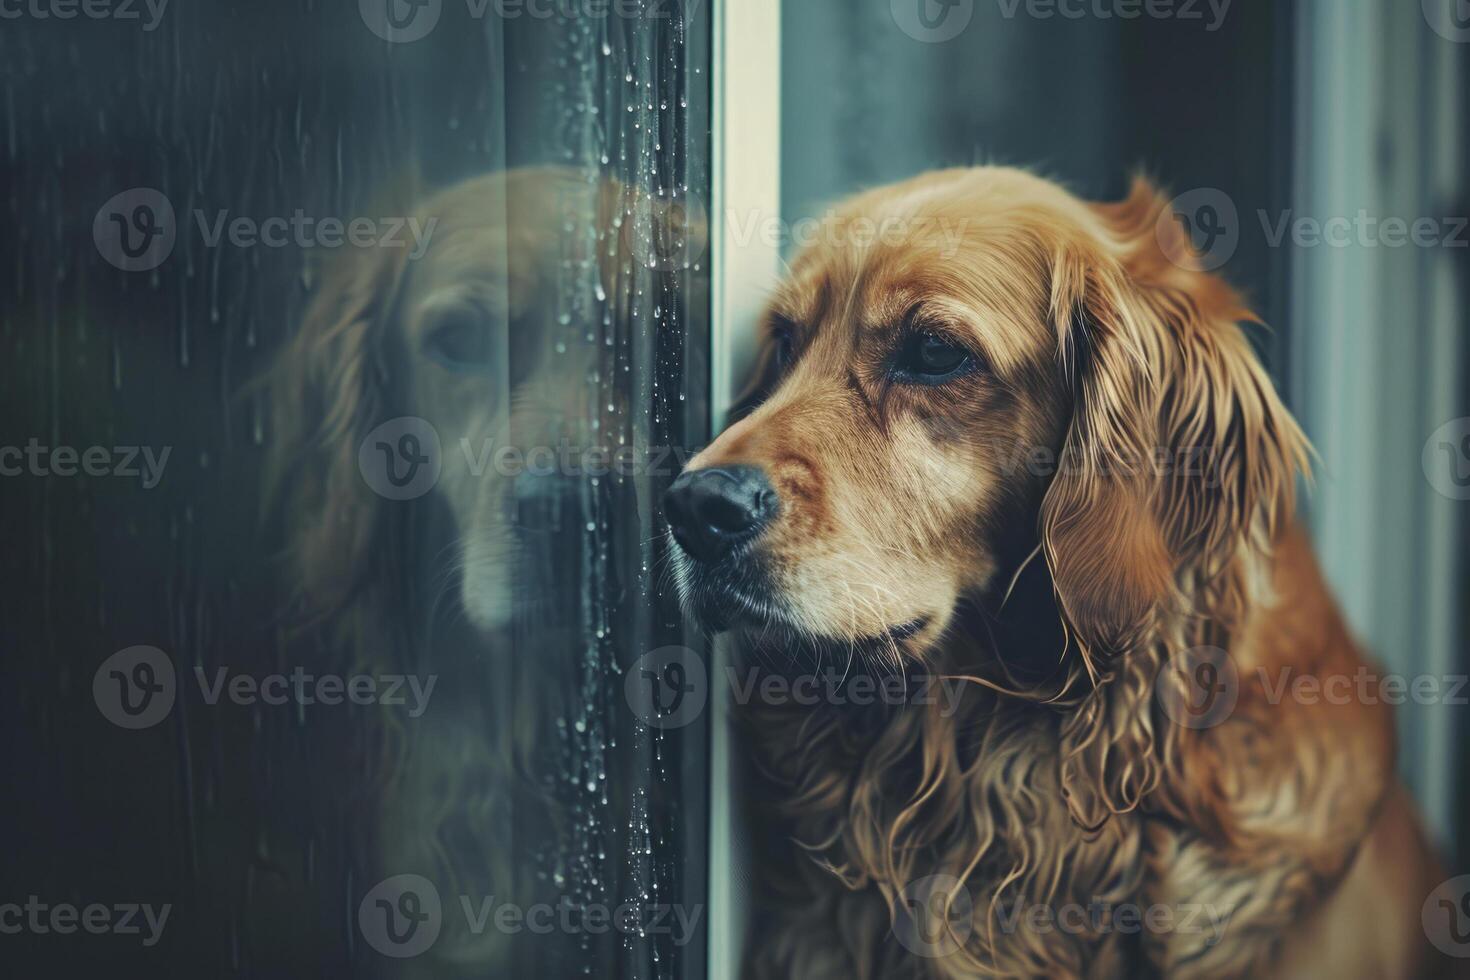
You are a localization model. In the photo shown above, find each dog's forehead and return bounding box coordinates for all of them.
[773,211,1054,364]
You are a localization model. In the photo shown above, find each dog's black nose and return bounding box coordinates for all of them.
[663,466,778,563]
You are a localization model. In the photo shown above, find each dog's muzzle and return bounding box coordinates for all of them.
[663,465,783,629]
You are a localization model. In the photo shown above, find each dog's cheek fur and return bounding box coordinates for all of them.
[756,390,1014,640]
[769,405,958,638]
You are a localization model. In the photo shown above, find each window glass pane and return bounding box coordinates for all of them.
[0,3,709,977]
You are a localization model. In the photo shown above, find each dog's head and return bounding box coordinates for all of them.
[667,167,1307,665]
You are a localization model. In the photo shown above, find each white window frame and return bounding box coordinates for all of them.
[708,1,781,977]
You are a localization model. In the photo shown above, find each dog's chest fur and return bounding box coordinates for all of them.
[742,685,1161,978]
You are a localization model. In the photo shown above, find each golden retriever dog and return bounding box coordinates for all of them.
[664,168,1451,978]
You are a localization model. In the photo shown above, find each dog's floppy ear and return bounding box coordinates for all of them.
[265,238,411,620]
[1040,178,1310,660]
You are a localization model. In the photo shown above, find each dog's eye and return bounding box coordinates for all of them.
[423,312,495,370]
[769,317,797,373]
[894,330,973,383]
[773,327,795,371]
